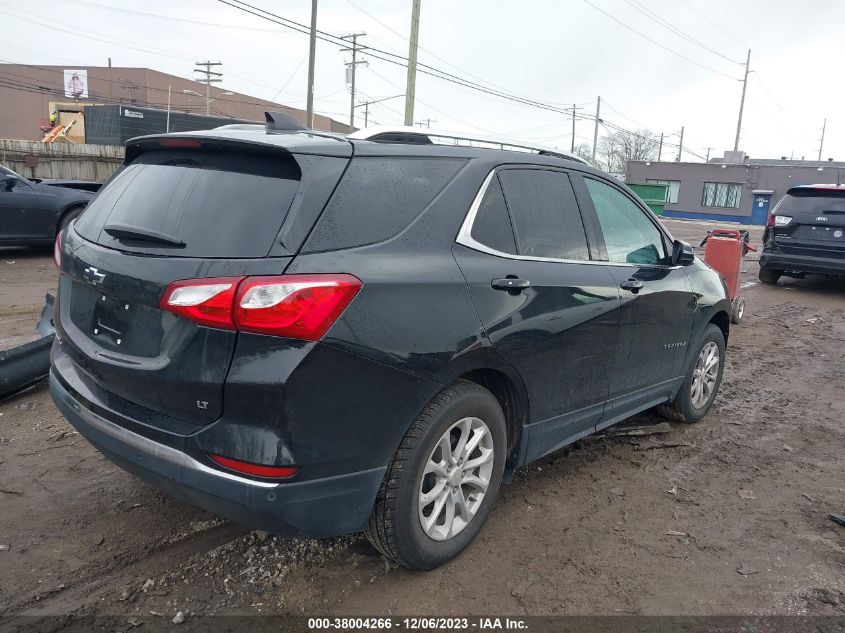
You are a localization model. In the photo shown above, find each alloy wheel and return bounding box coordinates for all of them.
[690,341,720,409]
[418,417,495,541]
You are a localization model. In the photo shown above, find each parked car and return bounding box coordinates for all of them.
[49,123,731,570]
[0,165,96,246]
[759,184,845,283]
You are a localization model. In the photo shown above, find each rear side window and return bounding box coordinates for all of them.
[74,149,301,258]
[498,169,589,260]
[304,157,465,251]
[470,176,517,254]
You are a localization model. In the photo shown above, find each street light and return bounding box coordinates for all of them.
[182,88,234,116]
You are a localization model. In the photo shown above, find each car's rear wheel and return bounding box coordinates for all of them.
[758,266,781,284]
[657,324,725,423]
[365,380,506,570]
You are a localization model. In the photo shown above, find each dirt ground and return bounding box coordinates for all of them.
[1,219,843,626]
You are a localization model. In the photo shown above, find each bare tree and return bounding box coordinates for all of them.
[572,143,599,168]
[598,129,659,174]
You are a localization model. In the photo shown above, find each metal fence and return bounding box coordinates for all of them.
[0,139,123,182]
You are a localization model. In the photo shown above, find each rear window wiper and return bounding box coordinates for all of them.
[103,223,186,247]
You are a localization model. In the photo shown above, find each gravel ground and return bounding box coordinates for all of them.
[0,220,843,626]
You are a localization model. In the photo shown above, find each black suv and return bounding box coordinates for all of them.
[50,120,730,570]
[759,184,845,283]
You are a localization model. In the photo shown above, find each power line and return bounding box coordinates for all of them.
[216,0,588,117]
[579,0,739,80]
[0,3,302,100]
[622,0,742,64]
[678,0,746,45]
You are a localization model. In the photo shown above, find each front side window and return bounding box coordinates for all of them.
[585,177,667,265]
[702,182,742,208]
[645,179,680,204]
[497,169,589,260]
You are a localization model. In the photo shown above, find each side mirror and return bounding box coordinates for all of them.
[1,176,18,191]
[671,240,695,266]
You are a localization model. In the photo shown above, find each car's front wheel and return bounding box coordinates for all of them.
[365,381,506,570]
[658,324,726,423]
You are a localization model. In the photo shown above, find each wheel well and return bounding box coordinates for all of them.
[709,310,730,345]
[56,204,86,235]
[459,368,527,469]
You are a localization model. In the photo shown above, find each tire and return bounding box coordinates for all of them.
[758,266,781,284]
[657,324,726,424]
[365,380,507,570]
[730,296,745,324]
[57,205,84,234]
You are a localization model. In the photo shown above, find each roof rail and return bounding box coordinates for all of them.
[348,125,588,164]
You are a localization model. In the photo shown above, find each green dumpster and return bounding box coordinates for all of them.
[626,183,668,216]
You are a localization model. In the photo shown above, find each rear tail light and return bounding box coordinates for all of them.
[54,231,62,269]
[160,274,362,341]
[235,274,361,340]
[774,215,792,227]
[208,454,299,479]
[160,277,242,329]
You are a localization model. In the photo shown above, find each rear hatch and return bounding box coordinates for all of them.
[772,187,845,258]
[55,135,349,425]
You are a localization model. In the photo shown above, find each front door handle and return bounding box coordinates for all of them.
[620,279,644,293]
[491,277,531,294]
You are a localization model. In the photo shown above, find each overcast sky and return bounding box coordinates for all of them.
[2,0,843,162]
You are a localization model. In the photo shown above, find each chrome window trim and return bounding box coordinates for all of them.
[455,168,681,269]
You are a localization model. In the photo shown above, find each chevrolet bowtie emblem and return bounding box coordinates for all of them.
[83,266,106,286]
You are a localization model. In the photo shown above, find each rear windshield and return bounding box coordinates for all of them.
[777,189,845,214]
[74,149,301,258]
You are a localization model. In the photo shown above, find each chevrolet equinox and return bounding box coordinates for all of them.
[50,117,731,570]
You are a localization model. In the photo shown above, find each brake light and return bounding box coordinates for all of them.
[160,277,242,329]
[774,215,792,227]
[208,454,299,479]
[235,274,362,340]
[160,274,362,340]
[54,231,62,269]
[158,138,203,149]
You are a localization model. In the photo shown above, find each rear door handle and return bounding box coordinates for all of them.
[620,279,644,292]
[491,277,531,293]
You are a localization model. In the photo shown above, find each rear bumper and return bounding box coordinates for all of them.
[760,250,845,277]
[49,370,385,537]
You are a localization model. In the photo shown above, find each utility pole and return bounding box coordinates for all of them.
[705,147,712,162]
[657,132,663,162]
[404,0,421,126]
[341,33,367,131]
[677,126,684,162]
[355,94,404,129]
[194,61,222,116]
[305,0,318,128]
[734,49,751,152]
[415,117,436,128]
[566,103,583,153]
[591,96,601,163]
[818,118,827,161]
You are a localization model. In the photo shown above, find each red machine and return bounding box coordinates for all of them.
[702,229,756,324]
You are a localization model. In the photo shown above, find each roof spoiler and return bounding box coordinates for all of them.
[265,111,308,134]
